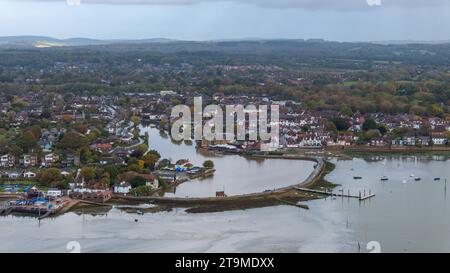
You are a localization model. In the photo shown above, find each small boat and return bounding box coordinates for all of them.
[410,174,415,177]
[136,210,144,215]
[414,177,421,181]
[434,178,441,181]
[381,176,389,181]
[353,176,363,180]
[402,180,408,184]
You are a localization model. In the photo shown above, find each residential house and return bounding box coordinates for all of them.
[99,157,125,166]
[416,136,431,146]
[22,154,38,167]
[61,154,80,168]
[41,153,60,167]
[370,138,389,147]
[110,147,130,158]
[47,188,62,198]
[118,171,158,187]
[0,154,15,168]
[69,188,112,203]
[7,171,20,179]
[23,171,37,178]
[403,135,416,146]
[431,132,447,145]
[93,142,113,153]
[113,181,132,194]
[146,179,159,190]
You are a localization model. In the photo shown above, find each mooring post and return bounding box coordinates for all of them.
[359,191,361,199]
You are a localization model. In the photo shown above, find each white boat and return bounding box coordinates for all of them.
[402,180,408,184]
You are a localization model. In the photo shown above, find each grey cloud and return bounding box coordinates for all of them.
[15,0,450,10]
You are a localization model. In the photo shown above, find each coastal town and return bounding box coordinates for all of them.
[0,88,449,217]
[0,39,449,218]
[3,0,450,256]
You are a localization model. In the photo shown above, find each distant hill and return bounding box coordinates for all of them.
[2,36,450,65]
[0,36,177,48]
[3,36,450,49]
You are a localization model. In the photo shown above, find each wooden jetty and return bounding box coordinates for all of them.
[9,206,55,219]
[295,187,376,201]
[0,206,13,216]
[0,203,56,219]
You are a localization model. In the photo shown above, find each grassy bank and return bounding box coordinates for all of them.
[111,157,330,214]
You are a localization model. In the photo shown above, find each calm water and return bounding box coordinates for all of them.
[140,126,315,197]
[0,206,350,253]
[313,155,450,253]
[0,127,449,252]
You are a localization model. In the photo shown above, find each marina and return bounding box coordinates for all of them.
[294,187,376,201]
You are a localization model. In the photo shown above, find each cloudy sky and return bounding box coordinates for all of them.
[0,0,449,41]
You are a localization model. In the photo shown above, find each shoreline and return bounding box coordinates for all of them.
[328,146,450,154]
[110,156,329,213]
[6,144,448,217]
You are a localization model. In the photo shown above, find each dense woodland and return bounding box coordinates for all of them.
[0,40,449,117]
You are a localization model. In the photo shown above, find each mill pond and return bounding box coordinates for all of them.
[0,127,449,253]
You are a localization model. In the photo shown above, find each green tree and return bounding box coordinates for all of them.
[16,130,38,153]
[131,115,141,126]
[99,172,111,188]
[430,104,444,118]
[39,168,61,187]
[130,176,146,188]
[203,160,215,169]
[80,167,96,182]
[59,131,88,151]
[362,118,378,131]
[80,146,92,163]
[340,105,353,116]
[331,118,350,131]
[104,165,120,181]
[142,150,161,168]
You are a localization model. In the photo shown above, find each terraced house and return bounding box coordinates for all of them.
[0,154,15,168]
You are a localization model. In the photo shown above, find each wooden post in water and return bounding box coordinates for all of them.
[359,191,361,199]
[348,189,350,200]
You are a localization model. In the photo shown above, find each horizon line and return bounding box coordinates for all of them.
[1,35,450,45]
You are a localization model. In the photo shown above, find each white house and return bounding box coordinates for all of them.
[0,154,15,168]
[146,179,159,190]
[114,181,132,194]
[42,153,59,167]
[160,90,177,97]
[8,172,20,179]
[47,188,62,197]
[23,171,37,178]
[60,171,71,177]
[431,132,447,145]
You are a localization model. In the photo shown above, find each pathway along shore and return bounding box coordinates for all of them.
[111,156,328,213]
